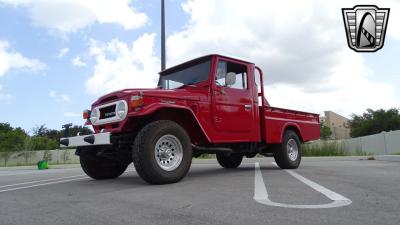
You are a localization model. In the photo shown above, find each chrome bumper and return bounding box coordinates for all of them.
[59,132,111,147]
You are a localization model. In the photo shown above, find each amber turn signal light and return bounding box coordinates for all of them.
[130,95,144,110]
[83,109,91,119]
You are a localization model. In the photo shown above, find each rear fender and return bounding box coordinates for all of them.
[281,123,304,143]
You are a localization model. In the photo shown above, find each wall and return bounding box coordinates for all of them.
[323,111,351,140]
[1,130,399,167]
[308,130,400,155]
[0,149,78,167]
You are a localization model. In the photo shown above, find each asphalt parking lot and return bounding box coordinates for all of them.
[0,157,399,225]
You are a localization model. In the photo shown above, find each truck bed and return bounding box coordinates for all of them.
[260,106,320,143]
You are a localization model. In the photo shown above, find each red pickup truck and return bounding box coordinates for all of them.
[60,54,320,184]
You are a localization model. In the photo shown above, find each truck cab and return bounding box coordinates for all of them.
[60,54,320,184]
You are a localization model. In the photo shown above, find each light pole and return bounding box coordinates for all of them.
[161,0,166,71]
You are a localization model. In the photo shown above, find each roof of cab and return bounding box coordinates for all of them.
[159,54,254,75]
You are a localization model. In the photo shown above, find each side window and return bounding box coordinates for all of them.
[215,60,248,90]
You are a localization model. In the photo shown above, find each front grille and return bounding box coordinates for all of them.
[92,100,127,126]
[100,105,116,119]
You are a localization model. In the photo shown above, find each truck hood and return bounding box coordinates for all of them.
[93,88,205,106]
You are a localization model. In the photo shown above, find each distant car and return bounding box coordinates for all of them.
[60,54,320,184]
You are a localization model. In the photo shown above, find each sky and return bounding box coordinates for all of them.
[0,0,399,133]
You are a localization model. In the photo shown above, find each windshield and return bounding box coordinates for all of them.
[158,60,211,89]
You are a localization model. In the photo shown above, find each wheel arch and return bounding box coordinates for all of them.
[282,123,304,143]
[127,106,210,145]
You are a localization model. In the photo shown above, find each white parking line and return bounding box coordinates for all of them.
[254,162,352,209]
[0,171,40,177]
[0,177,88,193]
[0,175,86,189]
[0,168,81,177]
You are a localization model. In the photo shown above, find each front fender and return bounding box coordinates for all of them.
[129,103,211,142]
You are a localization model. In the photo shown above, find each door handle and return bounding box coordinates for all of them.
[244,104,252,109]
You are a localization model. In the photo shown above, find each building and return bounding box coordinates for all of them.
[320,111,351,140]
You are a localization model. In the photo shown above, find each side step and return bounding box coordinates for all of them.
[192,144,232,154]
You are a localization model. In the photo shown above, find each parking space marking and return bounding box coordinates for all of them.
[254,162,352,209]
[0,171,40,177]
[0,177,88,193]
[0,168,81,177]
[0,174,86,189]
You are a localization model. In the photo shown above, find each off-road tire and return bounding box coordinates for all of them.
[80,150,128,180]
[132,120,192,184]
[216,153,243,168]
[274,130,301,169]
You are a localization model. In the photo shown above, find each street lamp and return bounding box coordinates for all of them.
[161,0,166,71]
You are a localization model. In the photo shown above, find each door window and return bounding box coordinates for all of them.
[215,61,247,90]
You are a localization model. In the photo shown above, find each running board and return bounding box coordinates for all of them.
[192,145,232,154]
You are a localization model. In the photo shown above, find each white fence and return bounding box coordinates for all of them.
[0,149,78,167]
[308,130,400,155]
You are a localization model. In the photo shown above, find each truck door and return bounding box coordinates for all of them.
[212,59,258,140]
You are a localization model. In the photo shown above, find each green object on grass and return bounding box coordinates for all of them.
[37,160,48,170]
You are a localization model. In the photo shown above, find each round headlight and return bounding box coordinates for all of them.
[90,109,98,123]
[116,102,126,118]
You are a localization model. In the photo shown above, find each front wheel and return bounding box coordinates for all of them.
[216,153,243,168]
[274,130,301,169]
[132,120,192,184]
[79,149,128,180]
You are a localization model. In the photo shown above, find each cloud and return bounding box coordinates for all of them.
[0,40,46,77]
[0,92,13,101]
[85,33,160,95]
[166,0,399,116]
[72,56,87,67]
[64,112,80,117]
[57,47,69,58]
[266,49,396,116]
[0,0,148,33]
[49,91,70,102]
[383,0,400,41]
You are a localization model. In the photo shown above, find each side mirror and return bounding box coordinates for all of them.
[225,72,236,87]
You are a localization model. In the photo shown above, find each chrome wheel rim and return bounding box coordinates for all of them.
[287,139,299,161]
[154,134,183,171]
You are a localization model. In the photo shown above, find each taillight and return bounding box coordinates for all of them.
[83,110,90,119]
[130,95,144,110]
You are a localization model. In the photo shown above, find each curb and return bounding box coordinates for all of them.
[374,155,400,162]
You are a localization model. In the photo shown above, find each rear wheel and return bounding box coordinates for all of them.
[216,153,243,168]
[132,120,192,184]
[79,149,128,180]
[274,130,301,169]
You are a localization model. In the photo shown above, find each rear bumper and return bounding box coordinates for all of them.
[59,132,111,147]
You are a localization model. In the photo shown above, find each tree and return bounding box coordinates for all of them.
[350,108,400,138]
[0,123,93,153]
[65,125,93,137]
[0,123,27,152]
[32,124,48,137]
[0,123,13,133]
[29,124,92,150]
[0,123,28,165]
[32,124,92,140]
[31,136,58,150]
[320,122,332,140]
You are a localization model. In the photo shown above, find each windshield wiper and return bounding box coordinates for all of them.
[176,83,196,89]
